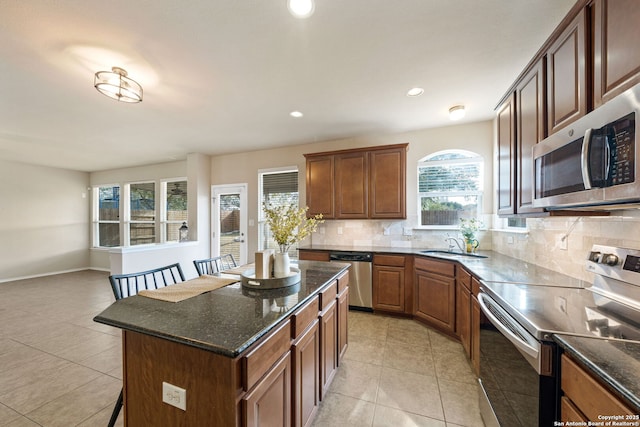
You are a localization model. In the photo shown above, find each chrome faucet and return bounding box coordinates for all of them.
[445,235,465,252]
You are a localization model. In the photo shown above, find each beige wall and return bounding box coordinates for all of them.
[0,159,90,282]
[210,121,494,259]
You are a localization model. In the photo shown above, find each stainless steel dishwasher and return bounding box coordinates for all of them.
[329,251,373,311]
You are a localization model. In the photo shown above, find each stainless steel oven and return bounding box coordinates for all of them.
[478,244,640,426]
[477,292,557,427]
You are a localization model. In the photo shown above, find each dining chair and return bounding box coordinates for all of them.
[107,262,186,427]
[193,254,237,275]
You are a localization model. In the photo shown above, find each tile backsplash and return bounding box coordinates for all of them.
[309,210,640,283]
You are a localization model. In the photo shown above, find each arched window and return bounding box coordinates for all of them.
[418,150,483,226]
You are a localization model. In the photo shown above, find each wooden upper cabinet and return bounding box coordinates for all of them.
[516,59,546,214]
[369,146,406,218]
[546,8,588,134]
[335,151,368,219]
[305,155,335,218]
[593,0,640,107]
[305,144,407,220]
[496,93,516,216]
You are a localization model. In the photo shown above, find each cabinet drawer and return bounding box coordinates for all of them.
[298,250,330,262]
[291,296,319,340]
[242,320,292,391]
[415,256,455,277]
[457,268,471,291]
[561,354,634,421]
[373,254,405,267]
[319,281,337,311]
[337,271,349,294]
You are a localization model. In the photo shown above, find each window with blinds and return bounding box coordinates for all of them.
[418,150,483,226]
[259,169,299,255]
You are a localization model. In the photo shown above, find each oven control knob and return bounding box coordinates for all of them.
[588,251,602,262]
[603,254,619,266]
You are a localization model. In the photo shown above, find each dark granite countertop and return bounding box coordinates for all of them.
[300,244,587,286]
[93,260,349,358]
[554,334,640,413]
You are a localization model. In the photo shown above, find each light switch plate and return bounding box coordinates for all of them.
[162,381,187,411]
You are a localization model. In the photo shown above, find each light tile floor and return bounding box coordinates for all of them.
[0,270,483,426]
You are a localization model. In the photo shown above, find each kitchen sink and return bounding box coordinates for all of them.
[420,250,488,259]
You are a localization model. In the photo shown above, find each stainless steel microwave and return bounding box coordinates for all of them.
[532,84,640,210]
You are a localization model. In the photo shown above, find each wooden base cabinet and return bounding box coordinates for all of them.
[560,354,635,422]
[337,286,349,363]
[373,254,408,314]
[243,352,292,427]
[414,257,456,334]
[455,268,472,358]
[292,320,320,427]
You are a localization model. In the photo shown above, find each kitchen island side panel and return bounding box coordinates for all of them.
[123,330,240,426]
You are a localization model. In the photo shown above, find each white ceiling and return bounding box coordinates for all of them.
[0,0,575,172]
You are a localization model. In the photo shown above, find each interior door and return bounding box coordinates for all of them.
[212,184,247,265]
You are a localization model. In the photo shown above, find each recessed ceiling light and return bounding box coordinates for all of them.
[406,87,424,97]
[449,105,466,121]
[287,0,315,18]
[290,111,304,118]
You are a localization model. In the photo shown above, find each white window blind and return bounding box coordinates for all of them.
[418,151,483,226]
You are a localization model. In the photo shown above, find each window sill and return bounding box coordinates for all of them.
[91,241,199,254]
[491,228,530,234]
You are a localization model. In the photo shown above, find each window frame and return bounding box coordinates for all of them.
[160,178,188,243]
[258,166,299,255]
[416,149,484,230]
[92,184,121,248]
[92,177,188,248]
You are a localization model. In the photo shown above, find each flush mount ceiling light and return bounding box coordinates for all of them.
[406,87,424,97]
[94,67,143,103]
[287,0,315,18]
[449,105,466,121]
[290,111,304,118]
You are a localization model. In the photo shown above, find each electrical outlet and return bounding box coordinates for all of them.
[162,382,187,411]
[507,235,514,244]
[337,227,343,235]
[558,235,568,250]
[383,227,390,236]
[403,227,412,236]
[555,296,567,314]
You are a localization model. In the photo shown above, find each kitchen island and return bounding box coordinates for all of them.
[94,260,350,427]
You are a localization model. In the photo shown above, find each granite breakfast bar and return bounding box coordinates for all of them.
[94,260,350,427]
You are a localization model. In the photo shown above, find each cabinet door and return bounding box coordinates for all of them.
[456,280,471,358]
[593,0,640,107]
[496,93,516,216]
[516,59,546,214]
[369,146,406,218]
[337,288,349,364]
[335,151,368,218]
[292,321,320,427]
[414,270,456,334]
[372,265,405,313]
[471,296,481,376]
[546,8,588,134]
[305,155,334,218]
[319,301,337,399]
[243,352,292,427]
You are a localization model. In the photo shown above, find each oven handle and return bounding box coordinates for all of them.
[477,293,539,359]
